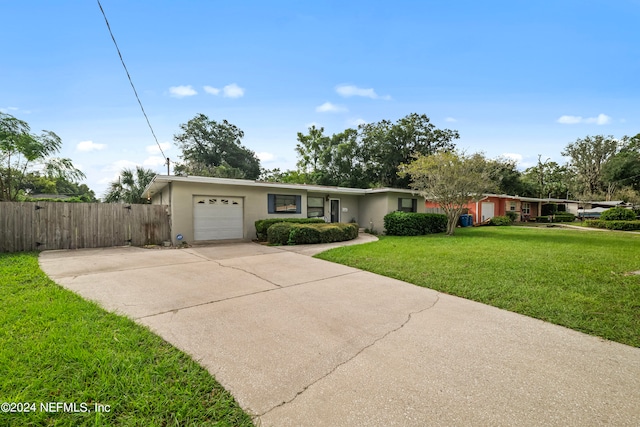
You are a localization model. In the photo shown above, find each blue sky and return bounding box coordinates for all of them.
[2,0,639,197]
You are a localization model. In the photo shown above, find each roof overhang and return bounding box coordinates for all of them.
[142,175,393,199]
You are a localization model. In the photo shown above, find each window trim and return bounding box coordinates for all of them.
[307,196,325,218]
[268,194,301,214]
[398,198,418,213]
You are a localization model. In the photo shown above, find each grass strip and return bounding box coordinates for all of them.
[0,252,254,426]
[316,226,640,347]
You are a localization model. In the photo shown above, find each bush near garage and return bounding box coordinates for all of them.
[267,222,359,245]
[600,207,637,221]
[383,212,447,236]
[585,219,640,231]
[489,216,512,226]
[255,217,325,241]
[535,214,576,223]
[505,211,518,222]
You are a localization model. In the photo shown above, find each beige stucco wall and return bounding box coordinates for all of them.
[358,192,424,234]
[168,181,307,242]
[150,179,425,242]
[153,182,366,243]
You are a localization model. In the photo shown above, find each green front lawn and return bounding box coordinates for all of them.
[0,252,254,427]
[316,227,640,347]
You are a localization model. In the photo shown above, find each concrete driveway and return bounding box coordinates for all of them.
[40,237,640,426]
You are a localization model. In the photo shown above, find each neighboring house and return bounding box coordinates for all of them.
[577,201,635,219]
[143,175,426,244]
[582,200,634,209]
[424,194,580,224]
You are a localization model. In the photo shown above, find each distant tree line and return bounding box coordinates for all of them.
[3,111,639,205]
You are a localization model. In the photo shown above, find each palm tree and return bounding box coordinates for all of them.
[104,166,156,203]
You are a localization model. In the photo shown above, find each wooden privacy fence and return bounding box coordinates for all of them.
[0,202,170,252]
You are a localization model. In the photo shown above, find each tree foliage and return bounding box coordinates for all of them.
[0,112,85,201]
[173,114,261,179]
[19,172,97,202]
[295,113,459,188]
[104,166,156,204]
[602,133,640,194]
[400,150,497,235]
[521,155,572,199]
[562,135,619,197]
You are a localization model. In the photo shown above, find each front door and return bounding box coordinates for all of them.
[330,199,340,223]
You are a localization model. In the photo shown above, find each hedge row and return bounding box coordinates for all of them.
[489,216,512,226]
[383,212,447,236]
[535,214,576,223]
[255,218,325,241]
[267,222,359,245]
[585,220,640,231]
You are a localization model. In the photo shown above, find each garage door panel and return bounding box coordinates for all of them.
[481,202,495,221]
[194,196,243,240]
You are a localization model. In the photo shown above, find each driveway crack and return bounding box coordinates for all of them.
[257,292,441,418]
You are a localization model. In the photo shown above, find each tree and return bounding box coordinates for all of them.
[294,113,459,189]
[259,168,312,184]
[400,150,497,236]
[173,114,260,179]
[562,135,619,198]
[20,172,97,202]
[521,155,571,199]
[104,166,156,204]
[0,112,85,201]
[360,113,459,188]
[488,157,526,196]
[602,133,640,195]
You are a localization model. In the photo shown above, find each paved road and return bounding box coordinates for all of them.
[39,238,640,426]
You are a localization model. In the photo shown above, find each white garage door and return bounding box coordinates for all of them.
[481,202,495,221]
[193,196,243,240]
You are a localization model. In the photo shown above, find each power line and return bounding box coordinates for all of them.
[96,0,168,163]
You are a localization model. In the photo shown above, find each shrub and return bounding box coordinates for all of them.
[266,222,359,245]
[266,223,293,245]
[383,211,447,236]
[255,217,325,241]
[535,214,575,223]
[505,211,518,222]
[585,219,640,231]
[600,207,636,221]
[489,216,512,226]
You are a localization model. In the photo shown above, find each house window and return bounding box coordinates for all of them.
[522,203,530,215]
[398,198,418,213]
[509,201,516,211]
[307,196,325,218]
[268,194,301,214]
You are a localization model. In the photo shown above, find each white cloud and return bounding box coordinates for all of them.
[99,160,139,184]
[203,85,220,95]
[335,84,390,100]
[557,115,583,124]
[444,117,457,123]
[143,156,167,167]
[316,102,348,113]
[1,106,31,114]
[146,142,172,154]
[76,140,107,152]
[557,113,611,125]
[585,114,612,125]
[257,152,275,162]
[223,83,245,98]
[169,85,197,98]
[502,153,523,162]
